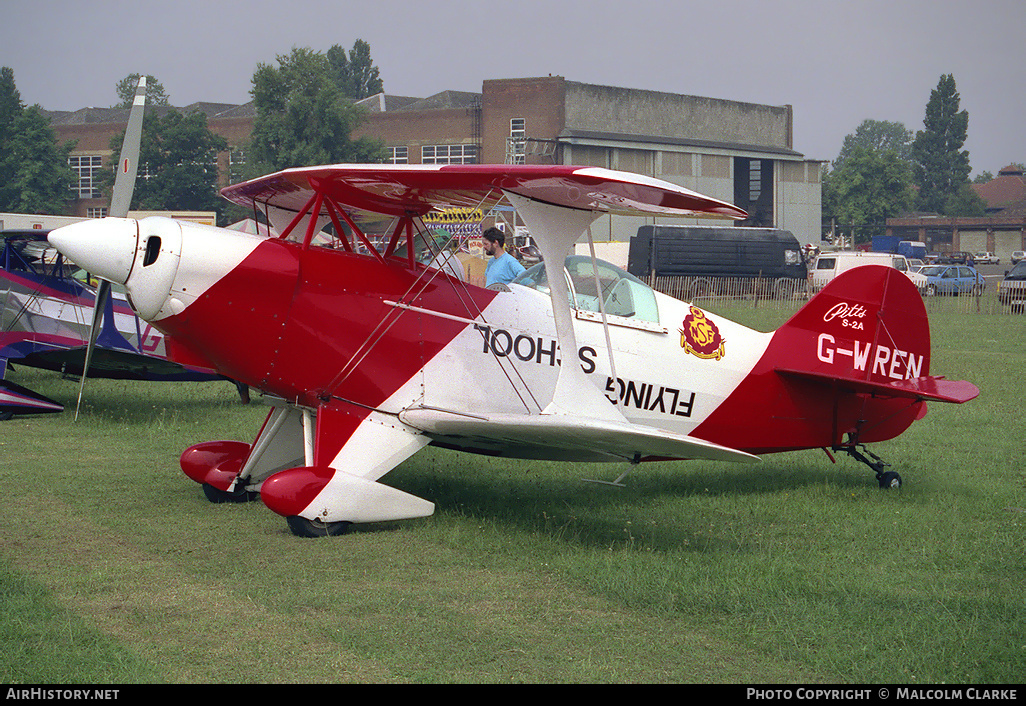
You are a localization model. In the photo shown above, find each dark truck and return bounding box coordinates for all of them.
[627,225,808,299]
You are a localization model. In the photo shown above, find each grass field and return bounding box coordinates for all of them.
[1,303,1023,684]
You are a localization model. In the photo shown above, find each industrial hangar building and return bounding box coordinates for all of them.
[49,75,822,244]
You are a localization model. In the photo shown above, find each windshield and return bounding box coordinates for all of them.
[512,255,660,324]
[920,266,946,277]
[1006,261,1026,280]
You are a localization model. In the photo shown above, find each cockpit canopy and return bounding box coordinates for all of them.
[512,255,660,325]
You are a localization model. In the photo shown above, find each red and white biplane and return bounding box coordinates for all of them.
[48,164,979,536]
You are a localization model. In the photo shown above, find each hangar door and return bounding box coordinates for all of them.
[734,158,774,228]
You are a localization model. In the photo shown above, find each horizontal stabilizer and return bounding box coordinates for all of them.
[0,378,64,417]
[400,407,760,464]
[775,368,979,404]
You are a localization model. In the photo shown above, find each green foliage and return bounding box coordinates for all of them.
[102,109,228,217]
[834,119,913,171]
[327,39,384,99]
[248,46,385,175]
[944,183,987,217]
[0,67,21,133]
[822,145,914,243]
[912,74,972,214]
[0,67,76,214]
[113,74,171,109]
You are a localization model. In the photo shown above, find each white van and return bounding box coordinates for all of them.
[810,251,925,292]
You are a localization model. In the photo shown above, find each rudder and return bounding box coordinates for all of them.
[691,265,975,454]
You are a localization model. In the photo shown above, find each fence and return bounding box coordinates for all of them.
[647,275,805,306]
[646,275,1025,316]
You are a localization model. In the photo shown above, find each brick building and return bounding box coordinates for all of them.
[49,75,822,243]
[886,165,1026,261]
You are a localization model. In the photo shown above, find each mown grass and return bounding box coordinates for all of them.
[0,303,1023,683]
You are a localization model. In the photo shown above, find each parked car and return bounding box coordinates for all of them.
[924,252,941,263]
[938,251,973,265]
[918,264,986,296]
[810,251,918,292]
[998,261,1026,307]
[1012,251,1025,265]
[973,252,999,264]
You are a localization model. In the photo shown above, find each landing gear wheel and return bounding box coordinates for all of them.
[286,515,353,538]
[202,482,257,504]
[877,470,902,489]
[834,442,903,489]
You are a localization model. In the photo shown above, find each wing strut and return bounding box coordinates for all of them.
[503,192,627,422]
[584,221,620,410]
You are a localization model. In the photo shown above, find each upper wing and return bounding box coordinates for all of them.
[220,164,748,220]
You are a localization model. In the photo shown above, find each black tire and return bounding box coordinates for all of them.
[202,482,257,504]
[925,284,937,297]
[878,471,902,489]
[286,515,353,538]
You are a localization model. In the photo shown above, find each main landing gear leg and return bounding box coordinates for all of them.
[833,443,902,489]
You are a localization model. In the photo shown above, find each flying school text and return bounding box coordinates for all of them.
[474,324,695,417]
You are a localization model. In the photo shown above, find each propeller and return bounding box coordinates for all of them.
[73,75,146,420]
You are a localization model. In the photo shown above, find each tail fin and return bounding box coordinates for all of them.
[692,265,977,454]
[772,265,977,404]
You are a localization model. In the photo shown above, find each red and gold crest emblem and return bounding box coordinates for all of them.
[679,306,725,360]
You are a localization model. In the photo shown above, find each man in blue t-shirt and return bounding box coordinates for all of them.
[483,227,526,287]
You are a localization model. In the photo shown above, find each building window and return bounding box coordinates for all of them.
[748,160,762,201]
[69,155,104,199]
[422,144,478,164]
[87,208,108,218]
[229,148,246,183]
[388,146,408,164]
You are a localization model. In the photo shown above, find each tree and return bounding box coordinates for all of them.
[102,109,227,218]
[248,46,384,176]
[911,74,972,214]
[0,67,22,136]
[944,183,986,217]
[0,66,76,213]
[114,74,171,108]
[834,119,913,171]
[823,145,915,244]
[327,39,384,99]
[823,119,916,244]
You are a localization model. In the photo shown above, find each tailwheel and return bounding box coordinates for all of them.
[286,515,352,538]
[833,443,902,490]
[202,482,258,504]
[877,470,902,489]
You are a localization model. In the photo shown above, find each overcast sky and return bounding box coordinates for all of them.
[3,0,1023,177]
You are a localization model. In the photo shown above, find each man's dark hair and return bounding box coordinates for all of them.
[482,227,505,248]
